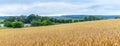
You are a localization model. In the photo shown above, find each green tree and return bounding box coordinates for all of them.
[84,16,99,21]
[78,19,84,22]
[12,21,24,28]
[68,19,73,23]
[4,16,16,22]
[4,21,12,27]
[73,19,79,22]
[31,20,42,27]
[41,16,49,21]
[26,14,42,23]
[42,20,53,26]
[65,19,73,23]
[115,16,120,19]
[26,14,37,23]
[16,15,27,23]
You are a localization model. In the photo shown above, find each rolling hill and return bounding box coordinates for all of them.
[59,15,119,19]
[0,19,120,46]
[0,15,119,20]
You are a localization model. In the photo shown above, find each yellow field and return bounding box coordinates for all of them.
[0,19,120,46]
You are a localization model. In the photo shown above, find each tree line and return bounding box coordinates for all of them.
[3,14,104,28]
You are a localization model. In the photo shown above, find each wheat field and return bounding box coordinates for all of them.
[0,19,120,46]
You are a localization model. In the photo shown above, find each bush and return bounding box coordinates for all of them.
[4,21,12,27]
[73,19,79,22]
[79,19,84,22]
[42,20,53,26]
[31,20,41,27]
[12,21,24,28]
[84,16,102,21]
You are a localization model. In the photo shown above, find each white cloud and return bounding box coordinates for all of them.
[0,2,87,16]
[0,4,29,12]
[0,0,120,16]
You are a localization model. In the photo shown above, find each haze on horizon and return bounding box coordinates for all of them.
[0,0,120,16]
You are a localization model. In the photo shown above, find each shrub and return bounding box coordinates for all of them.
[42,20,53,26]
[4,21,12,27]
[31,20,41,27]
[73,19,79,22]
[12,21,24,28]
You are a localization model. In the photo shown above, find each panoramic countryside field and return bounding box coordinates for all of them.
[0,19,120,46]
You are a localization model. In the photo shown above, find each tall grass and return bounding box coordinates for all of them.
[0,19,120,46]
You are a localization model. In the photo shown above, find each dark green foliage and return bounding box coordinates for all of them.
[84,16,103,21]
[3,14,106,28]
[26,14,42,23]
[4,16,16,22]
[4,21,12,27]
[41,16,49,20]
[115,16,120,19]
[73,19,79,22]
[31,20,42,27]
[78,19,84,22]
[49,18,57,23]
[16,15,27,23]
[4,14,80,24]
[65,19,72,23]
[12,21,24,28]
[26,14,37,23]
[42,20,53,26]
[58,19,65,23]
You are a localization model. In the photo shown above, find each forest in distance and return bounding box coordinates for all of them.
[0,14,120,28]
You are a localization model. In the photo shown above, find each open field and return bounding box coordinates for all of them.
[0,19,120,46]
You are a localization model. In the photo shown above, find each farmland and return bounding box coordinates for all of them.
[0,19,120,46]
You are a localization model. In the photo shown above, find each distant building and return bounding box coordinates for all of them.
[24,24,31,27]
[0,24,31,27]
[0,24,4,27]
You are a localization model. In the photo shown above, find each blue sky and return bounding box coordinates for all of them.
[0,0,120,16]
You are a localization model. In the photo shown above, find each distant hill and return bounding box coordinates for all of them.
[0,16,8,20]
[0,15,120,20]
[59,15,120,19]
